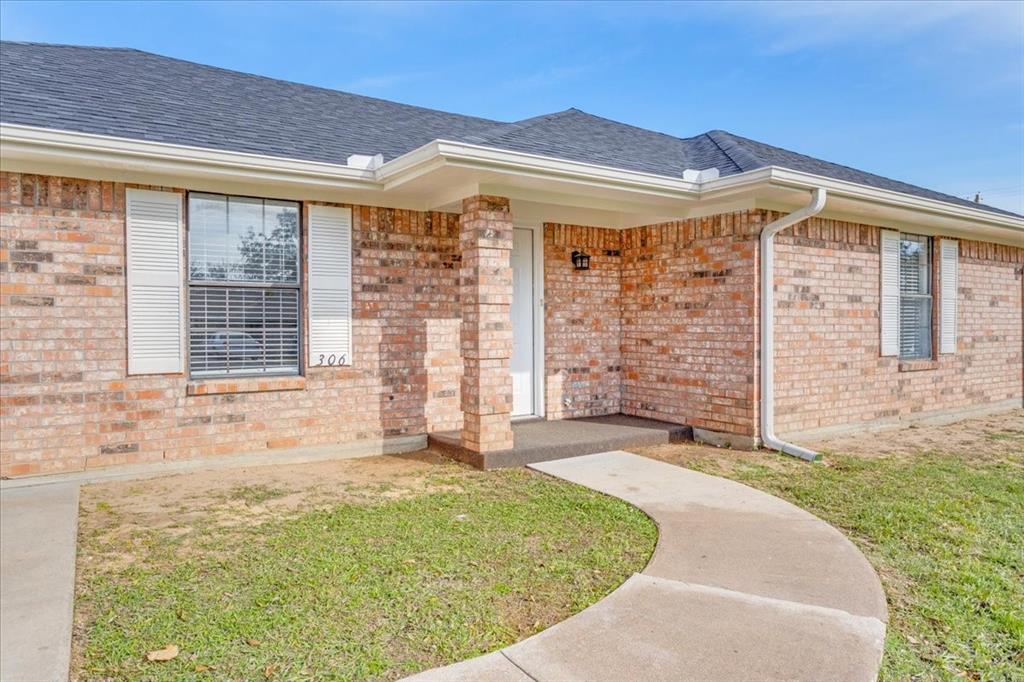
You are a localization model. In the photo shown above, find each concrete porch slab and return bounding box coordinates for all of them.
[1,484,80,682]
[428,414,690,469]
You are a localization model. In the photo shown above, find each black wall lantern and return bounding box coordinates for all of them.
[571,250,591,271]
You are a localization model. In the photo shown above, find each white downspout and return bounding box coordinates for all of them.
[760,188,827,461]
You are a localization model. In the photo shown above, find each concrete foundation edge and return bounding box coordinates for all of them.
[783,398,1022,442]
[693,427,759,451]
[0,434,427,489]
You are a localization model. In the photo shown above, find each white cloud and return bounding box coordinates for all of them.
[704,1,1023,54]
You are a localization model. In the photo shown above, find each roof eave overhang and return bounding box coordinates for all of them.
[0,123,379,190]
[759,167,1023,234]
[2,124,1021,239]
[380,139,707,200]
[383,141,1024,235]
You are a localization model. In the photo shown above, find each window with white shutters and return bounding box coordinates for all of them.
[897,233,932,360]
[187,193,300,377]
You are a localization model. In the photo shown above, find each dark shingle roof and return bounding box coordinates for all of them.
[465,108,702,177]
[0,42,502,164]
[1,41,1016,218]
[705,130,1020,216]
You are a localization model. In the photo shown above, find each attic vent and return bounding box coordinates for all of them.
[682,168,720,183]
[346,153,383,170]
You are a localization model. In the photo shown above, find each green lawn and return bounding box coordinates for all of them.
[74,419,1023,680]
[74,468,655,680]
[641,432,1024,681]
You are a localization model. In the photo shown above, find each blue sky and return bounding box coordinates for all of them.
[2,1,1022,213]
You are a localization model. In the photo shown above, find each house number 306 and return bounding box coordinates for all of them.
[317,353,347,366]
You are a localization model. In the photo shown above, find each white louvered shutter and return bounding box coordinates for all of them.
[308,205,353,366]
[880,229,900,357]
[126,189,183,374]
[940,239,958,354]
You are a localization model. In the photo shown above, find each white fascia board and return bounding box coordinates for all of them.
[378,139,705,199]
[0,124,380,190]
[762,166,1024,232]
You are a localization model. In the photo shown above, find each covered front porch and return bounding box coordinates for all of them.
[447,192,760,467]
[429,414,690,469]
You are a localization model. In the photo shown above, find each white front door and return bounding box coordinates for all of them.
[511,228,534,417]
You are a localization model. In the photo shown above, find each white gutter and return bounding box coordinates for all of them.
[760,187,828,461]
[0,124,379,189]
[3,124,1021,235]
[761,167,1023,232]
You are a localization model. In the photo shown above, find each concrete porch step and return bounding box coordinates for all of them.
[428,414,691,469]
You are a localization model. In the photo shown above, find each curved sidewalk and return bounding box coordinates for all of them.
[407,451,888,682]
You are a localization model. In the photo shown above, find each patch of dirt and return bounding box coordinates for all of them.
[803,409,1024,461]
[632,440,783,474]
[635,409,1023,470]
[78,449,463,540]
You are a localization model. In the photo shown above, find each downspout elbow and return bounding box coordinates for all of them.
[760,188,827,461]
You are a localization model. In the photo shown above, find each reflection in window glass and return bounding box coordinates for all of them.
[188,194,299,284]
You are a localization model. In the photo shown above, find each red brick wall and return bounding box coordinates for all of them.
[3,171,1020,477]
[773,217,1024,434]
[459,195,514,452]
[542,212,765,437]
[543,224,623,419]
[0,172,463,477]
[620,212,763,436]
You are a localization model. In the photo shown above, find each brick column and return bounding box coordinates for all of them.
[459,195,514,453]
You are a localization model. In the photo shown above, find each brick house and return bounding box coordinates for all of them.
[1,42,1021,478]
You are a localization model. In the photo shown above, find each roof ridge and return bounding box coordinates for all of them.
[704,130,763,173]
[466,108,579,144]
[467,107,694,171]
[566,107,695,146]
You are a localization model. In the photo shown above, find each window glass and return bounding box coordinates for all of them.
[898,234,932,359]
[187,193,301,377]
[188,193,299,284]
[263,201,300,283]
[188,288,300,377]
[899,235,930,296]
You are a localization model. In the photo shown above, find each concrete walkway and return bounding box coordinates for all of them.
[0,484,79,682]
[407,451,888,682]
